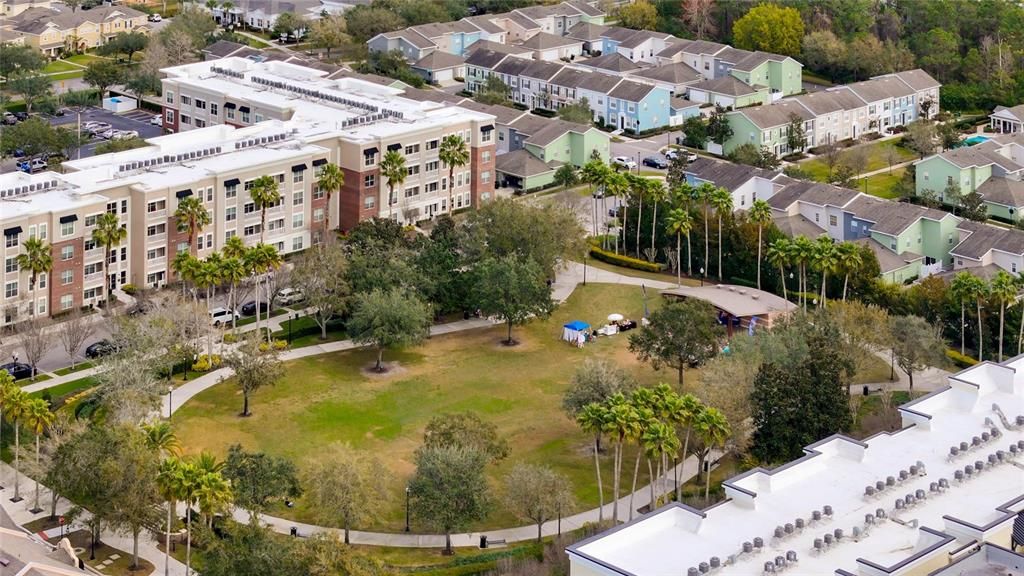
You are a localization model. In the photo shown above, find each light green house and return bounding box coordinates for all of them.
[721,99,815,156]
[729,54,803,97]
[914,140,1024,221]
[523,123,610,166]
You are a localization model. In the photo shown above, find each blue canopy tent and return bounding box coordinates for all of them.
[562,320,590,343]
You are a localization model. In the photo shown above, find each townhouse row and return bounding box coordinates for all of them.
[0,57,498,326]
[1,0,148,57]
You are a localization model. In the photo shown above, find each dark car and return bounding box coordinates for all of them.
[1,362,33,380]
[240,300,269,316]
[642,155,668,169]
[13,112,29,122]
[85,339,116,359]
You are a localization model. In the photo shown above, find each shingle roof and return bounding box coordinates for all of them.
[681,39,727,56]
[731,50,789,72]
[411,51,465,71]
[400,87,463,104]
[608,79,656,102]
[926,145,1024,172]
[465,48,514,70]
[976,177,1024,208]
[656,40,693,59]
[11,4,145,34]
[772,213,826,238]
[852,237,923,273]
[564,0,605,17]
[686,157,777,191]
[576,71,623,93]
[951,220,1024,260]
[501,11,542,30]
[794,89,866,115]
[466,40,532,57]
[670,96,699,110]
[766,180,859,211]
[526,119,590,147]
[203,40,247,59]
[576,52,639,73]
[843,76,915,103]
[518,31,583,50]
[409,19,479,40]
[493,55,533,76]
[618,30,670,50]
[551,67,590,89]
[689,76,760,97]
[496,149,560,177]
[888,69,940,91]
[462,15,505,34]
[381,28,436,50]
[519,59,565,81]
[733,99,814,129]
[993,104,1024,122]
[846,194,952,236]
[629,62,702,85]
[566,21,610,41]
[510,113,551,135]
[601,26,643,42]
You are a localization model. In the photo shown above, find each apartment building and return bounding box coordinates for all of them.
[569,358,1024,576]
[2,1,148,56]
[915,133,1024,221]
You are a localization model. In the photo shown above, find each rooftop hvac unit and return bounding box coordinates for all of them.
[28,184,36,191]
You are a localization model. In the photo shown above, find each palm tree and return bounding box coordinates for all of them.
[194,256,222,356]
[696,182,715,280]
[248,175,280,243]
[665,207,693,286]
[667,393,702,500]
[950,271,974,356]
[629,175,649,260]
[605,172,630,254]
[174,196,211,256]
[696,407,730,502]
[439,135,469,216]
[91,212,127,312]
[791,235,815,309]
[219,257,247,331]
[171,251,195,297]
[143,421,181,456]
[194,469,233,528]
[747,199,772,290]
[642,420,678,510]
[626,388,655,521]
[581,160,609,238]
[991,270,1017,362]
[576,403,608,523]
[5,388,30,502]
[812,236,838,305]
[835,242,863,301]
[970,276,989,361]
[709,187,733,281]
[1017,274,1024,356]
[245,243,282,343]
[379,150,407,219]
[0,377,15,488]
[766,238,791,301]
[156,458,184,576]
[177,461,201,576]
[647,180,667,260]
[604,393,638,524]
[316,162,344,237]
[16,237,52,317]
[621,174,642,258]
[24,398,53,513]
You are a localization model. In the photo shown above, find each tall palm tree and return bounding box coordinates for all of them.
[696,407,730,502]
[696,182,716,280]
[647,180,667,260]
[621,174,642,258]
[665,207,693,285]
[174,196,211,256]
[248,175,280,243]
[835,242,863,301]
[439,135,469,215]
[222,236,249,330]
[143,421,181,456]
[16,236,52,317]
[950,271,974,356]
[668,393,703,501]
[969,276,989,361]
[629,175,649,260]
[581,159,609,238]
[219,257,246,331]
[245,243,282,343]
[604,393,638,524]
[747,199,772,290]
[605,172,630,254]
[626,388,655,521]
[766,238,791,301]
[195,256,222,356]
[642,420,678,510]
[24,398,53,513]
[91,212,127,312]
[5,388,30,502]
[812,236,838,306]
[709,187,733,281]
[791,235,815,309]
[156,458,184,576]
[177,461,201,576]
[577,403,608,523]
[195,469,233,528]
[0,376,16,489]
[315,162,344,237]
[379,150,407,219]
[991,270,1017,362]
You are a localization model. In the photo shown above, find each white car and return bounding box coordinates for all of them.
[209,307,239,326]
[663,149,679,161]
[87,122,112,135]
[150,115,162,126]
[276,288,305,306]
[112,129,139,140]
[98,128,117,139]
[148,13,161,21]
[612,156,637,170]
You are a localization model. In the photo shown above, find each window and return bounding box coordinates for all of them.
[425,161,439,172]
[84,239,96,251]
[146,272,165,286]
[482,171,491,184]
[255,113,263,123]
[37,273,45,289]
[364,174,376,188]
[313,208,324,222]
[4,258,16,274]
[923,172,929,182]
[947,176,953,185]
[195,99,206,110]
[60,294,73,310]
[210,103,218,117]
[84,287,99,301]
[195,119,207,128]
[225,230,237,240]
[61,245,74,261]
[268,218,285,232]
[165,90,175,104]
[5,281,18,299]
[147,200,166,213]
[244,224,261,237]
[226,107,235,120]
[197,235,205,250]
[457,172,464,187]
[292,191,303,206]
[61,221,75,237]
[426,182,439,193]
[482,151,491,163]
[85,214,98,227]
[106,201,117,215]
[241,111,250,123]
[181,95,192,106]
[312,186,324,200]
[4,234,17,248]
[814,213,820,223]
[226,183,237,199]
[404,186,420,198]
[364,153,377,167]
[1014,263,1019,273]
[84,262,101,276]
[61,270,73,285]
[147,223,166,236]
[407,165,420,177]
[482,129,492,143]
[405,144,420,155]
[292,236,304,251]
[829,215,838,226]
[292,213,304,228]
[427,139,439,150]
[244,202,256,214]
[177,242,189,254]
[293,171,304,184]
[181,114,191,125]
[364,196,375,210]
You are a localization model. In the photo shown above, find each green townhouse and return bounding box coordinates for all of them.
[914,134,1024,222]
[721,99,815,156]
[494,115,610,192]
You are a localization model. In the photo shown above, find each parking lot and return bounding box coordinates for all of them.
[50,106,164,160]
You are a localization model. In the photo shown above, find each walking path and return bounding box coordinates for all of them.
[855,159,915,180]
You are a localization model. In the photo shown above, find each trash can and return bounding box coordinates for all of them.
[479,535,488,549]
[290,526,298,537]
[863,385,869,396]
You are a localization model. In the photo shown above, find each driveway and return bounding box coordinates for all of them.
[610,129,683,169]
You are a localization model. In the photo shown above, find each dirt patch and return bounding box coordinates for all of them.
[362,362,407,377]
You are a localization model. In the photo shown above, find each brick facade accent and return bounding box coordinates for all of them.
[49,237,84,313]
[162,105,178,133]
[470,143,496,207]
[166,213,190,280]
[339,166,381,231]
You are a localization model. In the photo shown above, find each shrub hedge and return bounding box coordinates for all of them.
[945,348,977,369]
[589,245,666,272]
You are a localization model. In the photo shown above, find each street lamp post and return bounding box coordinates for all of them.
[287,313,294,344]
[168,385,173,420]
[700,267,705,287]
[583,254,587,286]
[404,487,411,532]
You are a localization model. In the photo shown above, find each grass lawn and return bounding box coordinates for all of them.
[798,140,916,183]
[66,529,155,575]
[174,283,670,531]
[859,167,907,199]
[18,373,51,385]
[54,361,94,376]
[32,376,98,403]
[270,315,347,348]
[44,60,81,73]
[65,54,106,66]
[48,71,84,82]
[802,70,834,86]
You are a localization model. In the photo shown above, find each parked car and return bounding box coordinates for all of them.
[86,339,117,358]
[684,151,698,163]
[13,112,29,122]
[0,362,32,380]
[112,129,139,140]
[87,122,112,136]
[127,301,154,316]
[98,128,117,139]
[13,148,26,158]
[612,156,637,170]
[150,115,162,126]
[2,112,17,125]
[209,307,240,326]
[663,149,678,160]
[18,158,48,174]
[148,12,162,21]
[642,155,668,169]
[240,300,269,316]
[276,288,305,305]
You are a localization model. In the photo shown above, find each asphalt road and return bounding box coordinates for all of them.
[610,129,683,172]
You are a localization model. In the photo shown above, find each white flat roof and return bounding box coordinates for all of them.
[570,357,1024,576]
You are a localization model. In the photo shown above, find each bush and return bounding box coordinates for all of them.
[191,354,223,372]
[946,348,977,369]
[532,108,557,118]
[222,332,238,344]
[121,283,138,295]
[258,339,289,352]
[589,245,666,272]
